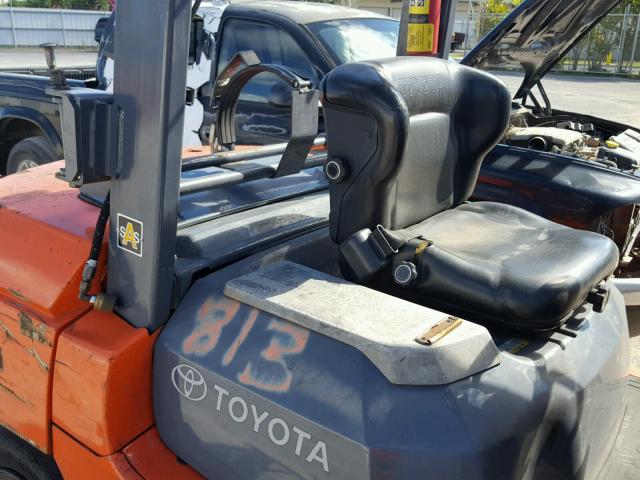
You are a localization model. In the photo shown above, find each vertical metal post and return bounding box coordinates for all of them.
[107,0,191,330]
[59,11,67,47]
[397,0,409,55]
[9,6,17,48]
[463,0,472,55]
[617,6,631,74]
[585,28,593,72]
[629,13,640,75]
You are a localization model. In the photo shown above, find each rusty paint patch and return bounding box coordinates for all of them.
[0,319,16,342]
[18,312,51,346]
[0,317,47,371]
[8,289,29,302]
[0,382,34,406]
[28,347,49,373]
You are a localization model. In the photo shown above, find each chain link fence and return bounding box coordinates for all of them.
[456,10,640,77]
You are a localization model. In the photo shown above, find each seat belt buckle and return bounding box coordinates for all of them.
[372,225,399,258]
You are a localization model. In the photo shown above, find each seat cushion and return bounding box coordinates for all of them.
[398,202,619,330]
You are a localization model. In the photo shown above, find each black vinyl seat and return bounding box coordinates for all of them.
[319,57,619,331]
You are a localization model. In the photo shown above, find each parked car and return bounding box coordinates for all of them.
[0,74,86,174]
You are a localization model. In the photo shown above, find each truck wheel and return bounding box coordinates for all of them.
[0,427,62,480]
[0,469,25,480]
[6,137,58,174]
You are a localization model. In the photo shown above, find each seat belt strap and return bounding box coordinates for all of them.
[274,89,320,177]
[371,225,431,259]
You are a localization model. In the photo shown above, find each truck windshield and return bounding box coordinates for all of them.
[308,18,399,64]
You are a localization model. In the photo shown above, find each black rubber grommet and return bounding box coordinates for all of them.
[393,261,418,286]
[325,158,348,183]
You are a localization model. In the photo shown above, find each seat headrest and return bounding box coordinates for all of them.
[322,56,463,117]
[320,57,511,244]
[321,56,510,134]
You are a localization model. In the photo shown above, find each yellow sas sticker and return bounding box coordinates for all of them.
[117,213,144,257]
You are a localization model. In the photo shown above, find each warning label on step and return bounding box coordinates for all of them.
[117,213,143,257]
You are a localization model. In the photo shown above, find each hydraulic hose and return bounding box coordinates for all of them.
[78,192,116,311]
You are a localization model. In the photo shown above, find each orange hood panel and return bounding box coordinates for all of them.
[0,161,100,316]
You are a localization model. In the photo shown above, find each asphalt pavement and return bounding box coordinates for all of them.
[0,47,97,69]
[492,70,640,129]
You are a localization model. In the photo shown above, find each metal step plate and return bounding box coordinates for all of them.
[224,261,500,385]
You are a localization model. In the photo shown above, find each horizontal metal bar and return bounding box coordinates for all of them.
[612,277,640,306]
[181,136,326,172]
[180,154,327,195]
[177,185,327,230]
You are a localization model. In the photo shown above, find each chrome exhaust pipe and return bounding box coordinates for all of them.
[528,136,548,151]
[612,277,640,306]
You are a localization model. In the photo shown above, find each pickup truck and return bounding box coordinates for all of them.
[0,1,398,174]
[0,74,81,174]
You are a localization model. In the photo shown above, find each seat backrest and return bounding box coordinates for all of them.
[320,57,511,243]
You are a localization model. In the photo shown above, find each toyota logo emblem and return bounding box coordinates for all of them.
[171,364,208,401]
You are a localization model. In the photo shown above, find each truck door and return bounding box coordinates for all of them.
[215,19,320,145]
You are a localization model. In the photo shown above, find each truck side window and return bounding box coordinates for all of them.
[216,19,319,144]
[217,19,318,84]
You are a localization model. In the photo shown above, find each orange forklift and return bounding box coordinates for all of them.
[0,0,638,479]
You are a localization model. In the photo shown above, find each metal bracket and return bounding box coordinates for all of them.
[415,316,463,346]
[536,80,552,116]
[211,61,319,178]
[49,87,120,187]
[274,88,319,178]
[522,81,552,116]
[587,281,610,313]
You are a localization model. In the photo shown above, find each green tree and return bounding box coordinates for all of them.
[478,0,519,38]
[48,0,110,10]
[11,0,49,7]
[561,0,640,73]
